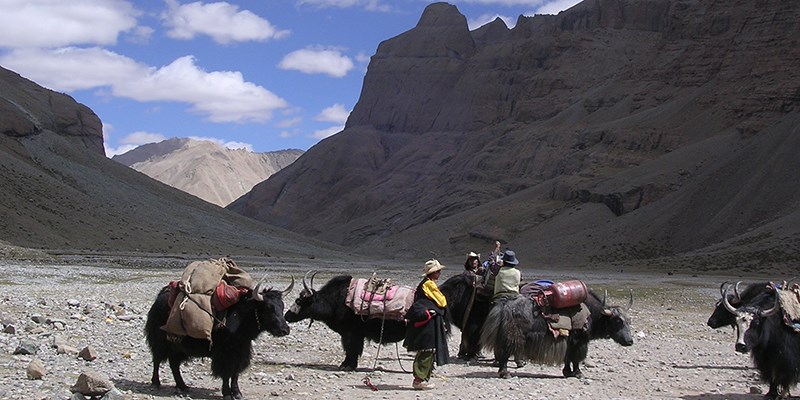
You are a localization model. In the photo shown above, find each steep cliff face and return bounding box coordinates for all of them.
[230,0,800,267]
[0,68,103,153]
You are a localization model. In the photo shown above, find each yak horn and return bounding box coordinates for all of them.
[721,286,738,313]
[602,289,608,309]
[719,281,732,298]
[253,282,267,302]
[309,271,318,291]
[761,289,780,317]
[627,289,634,311]
[302,270,313,291]
[282,276,295,296]
[734,281,742,302]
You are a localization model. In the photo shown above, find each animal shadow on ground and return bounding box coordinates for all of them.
[682,394,766,400]
[113,378,219,400]
[672,364,751,371]
[454,370,564,379]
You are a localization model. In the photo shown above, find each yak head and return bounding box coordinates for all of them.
[600,289,635,346]
[721,284,779,353]
[249,276,295,337]
[284,270,319,323]
[707,281,773,329]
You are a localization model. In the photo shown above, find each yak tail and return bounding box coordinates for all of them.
[479,295,567,366]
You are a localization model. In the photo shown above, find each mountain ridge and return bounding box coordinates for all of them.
[113,138,303,207]
[228,0,800,268]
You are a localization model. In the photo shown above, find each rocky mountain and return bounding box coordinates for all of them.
[113,138,302,207]
[229,0,800,269]
[0,66,341,259]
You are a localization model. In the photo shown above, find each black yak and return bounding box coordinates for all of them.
[145,279,293,400]
[707,281,774,329]
[478,288,634,378]
[722,285,800,399]
[438,272,491,361]
[283,272,408,371]
[562,289,634,378]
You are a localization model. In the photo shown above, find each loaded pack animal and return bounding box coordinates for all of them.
[562,289,634,378]
[721,284,800,399]
[144,279,293,400]
[478,285,634,378]
[438,272,491,361]
[707,281,774,329]
[283,272,410,371]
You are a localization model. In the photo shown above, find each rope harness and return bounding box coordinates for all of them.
[361,273,410,391]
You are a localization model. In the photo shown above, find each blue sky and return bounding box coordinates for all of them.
[0,0,581,156]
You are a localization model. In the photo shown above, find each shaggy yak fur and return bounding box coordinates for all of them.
[145,283,290,400]
[283,273,410,371]
[438,273,491,361]
[727,286,800,399]
[478,288,634,379]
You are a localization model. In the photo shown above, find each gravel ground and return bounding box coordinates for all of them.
[0,259,780,400]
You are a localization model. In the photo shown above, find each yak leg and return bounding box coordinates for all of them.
[764,382,779,399]
[230,374,243,400]
[168,356,188,391]
[494,348,511,379]
[221,375,243,400]
[340,332,364,371]
[150,358,162,388]
[563,332,589,378]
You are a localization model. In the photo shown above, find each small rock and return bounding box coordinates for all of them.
[31,314,46,324]
[3,324,16,334]
[71,371,114,396]
[67,299,81,307]
[79,345,98,361]
[58,344,79,355]
[27,358,46,380]
[750,386,763,394]
[14,339,39,355]
[100,388,128,400]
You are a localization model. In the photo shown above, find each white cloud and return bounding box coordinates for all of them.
[105,143,139,157]
[278,47,354,78]
[311,125,343,140]
[0,48,288,123]
[535,0,581,15]
[188,136,254,151]
[277,117,302,128]
[0,0,139,48]
[127,26,155,44]
[468,13,516,30]
[314,104,350,124]
[296,0,390,12]
[451,0,581,14]
[163,0,289,44]
[121,131,166,145]
[104,130,165,157]
[0,47,149,91]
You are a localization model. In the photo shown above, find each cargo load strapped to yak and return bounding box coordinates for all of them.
[344,273,415,321]
[162,258,254,345]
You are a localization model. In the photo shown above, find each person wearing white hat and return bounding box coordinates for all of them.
[463,252,483,275]
[403,259,449,390]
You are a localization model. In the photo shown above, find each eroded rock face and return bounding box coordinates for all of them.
[230,0,800,264]
[0,67,103,154]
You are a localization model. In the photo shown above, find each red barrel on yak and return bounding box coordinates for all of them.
[549,280,588,309]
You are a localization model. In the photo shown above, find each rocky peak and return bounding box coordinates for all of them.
[0,67,103,154]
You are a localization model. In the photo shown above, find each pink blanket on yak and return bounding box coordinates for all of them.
[345,278,414,321]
